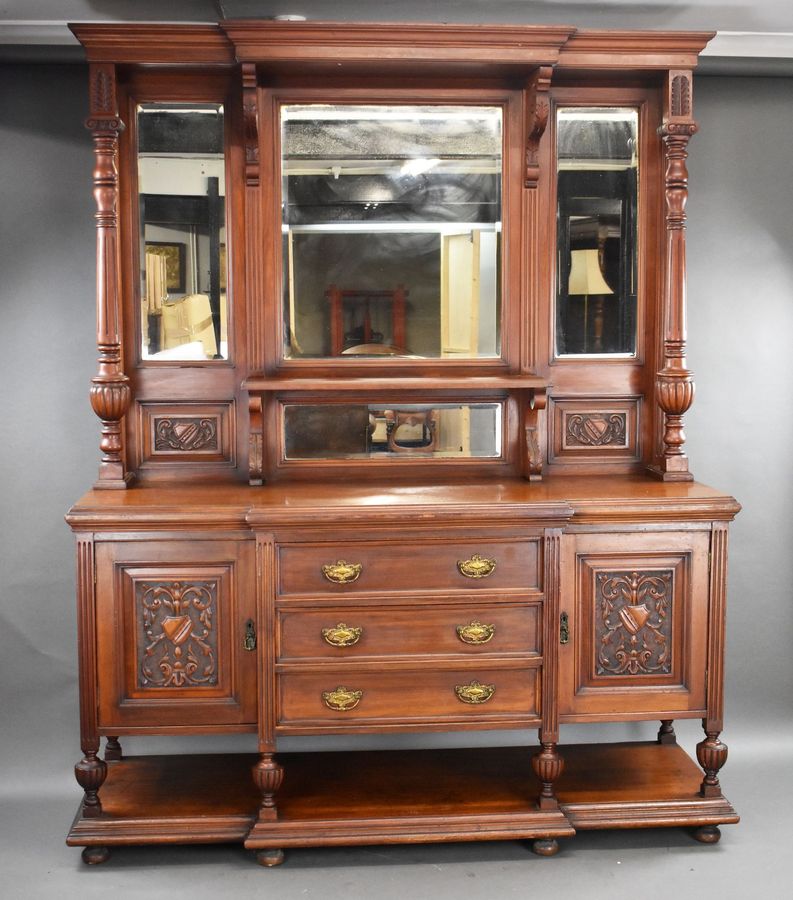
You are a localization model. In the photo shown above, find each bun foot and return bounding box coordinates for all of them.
[692,825,721,844]
[256,848,285,867]
[532,838,560,857]
[81,846,111,865]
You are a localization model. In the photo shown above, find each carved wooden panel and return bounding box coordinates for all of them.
[94,541,257,729]
[137,580,219,688]
[595,570,673,676]
[139,401,235,466]
[558,531,709,719]
[549,396,640,464]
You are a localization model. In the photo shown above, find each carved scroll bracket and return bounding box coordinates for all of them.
[524,66,553,188]
[653,69,697,482]
[249,395,264,485]
[242,62,260,187]
[87,63,133,488]
[523,387,547,481]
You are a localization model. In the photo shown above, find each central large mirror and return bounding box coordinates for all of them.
[281,104,502,359]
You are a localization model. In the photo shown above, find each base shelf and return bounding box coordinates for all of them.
[67,741,738,854]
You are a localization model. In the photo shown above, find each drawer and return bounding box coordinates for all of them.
[278,603,541,660]
[277,539,540,596]
[277,665,540,728]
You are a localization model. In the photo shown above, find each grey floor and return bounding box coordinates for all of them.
[1,719,789,900]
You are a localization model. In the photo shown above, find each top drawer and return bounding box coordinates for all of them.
[277,539,540,596]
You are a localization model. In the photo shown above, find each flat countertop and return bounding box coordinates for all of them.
[66,475,740,529]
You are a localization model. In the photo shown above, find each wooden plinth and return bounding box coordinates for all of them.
[67,742,738,855]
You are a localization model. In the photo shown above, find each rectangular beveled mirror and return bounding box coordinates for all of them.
[555,107,639,357]
[137,102,228,361]
[281,104,502,360]
[283,403,503,460]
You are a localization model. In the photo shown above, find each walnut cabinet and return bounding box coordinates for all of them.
[66,20,739,867]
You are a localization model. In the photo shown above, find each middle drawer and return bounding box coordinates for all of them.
[278,603,541,660]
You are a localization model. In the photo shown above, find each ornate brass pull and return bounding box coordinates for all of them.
[321,560,363,584]
[322,623,363,647]
[243,619,256,651]
[456,621,496,644]
[457,554,497,579]
[322,686,363,711]
[454,680,496,704]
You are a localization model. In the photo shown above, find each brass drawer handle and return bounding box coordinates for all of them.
[322,686,363,711]
[454,680,496,704]
[456,621,496,644]
[321,560,363,584]
[322,623,363,647]
[457,554,497,579]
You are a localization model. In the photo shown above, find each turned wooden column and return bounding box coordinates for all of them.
[86,63,132,489]
[654,70,697,481]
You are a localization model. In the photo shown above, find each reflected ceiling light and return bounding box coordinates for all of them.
[400,158,441,177]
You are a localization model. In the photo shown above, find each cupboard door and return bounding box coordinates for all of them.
[559,531,709,719]
[95,539,257,729]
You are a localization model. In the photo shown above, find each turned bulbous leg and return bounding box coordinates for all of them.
[531,742,564,810]
[75,750,107,818]
[256,848,285,867]
[81,846,111,865]
[532,839,560,857]
[104,736,122,762]
[252,753,284,819]
[692,825,721,844]
[657,720,676,744]
[697,731,728,798]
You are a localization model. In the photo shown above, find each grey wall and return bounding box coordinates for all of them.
[1,66,792,797]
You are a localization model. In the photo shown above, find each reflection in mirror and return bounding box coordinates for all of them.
[138,103,228,361]
[283,403,502,460]
[556,108,638,356]
[281,105,502,359]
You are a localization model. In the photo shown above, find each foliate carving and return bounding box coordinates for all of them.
[91,68,114,115]
[670,74,691,117]
[154,417,218,452]
[525,66,553,187]
[596,570,673,676]
[137,581,218,688]
[565,413,627,448]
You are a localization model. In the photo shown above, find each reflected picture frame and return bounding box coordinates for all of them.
[145,241,186,294]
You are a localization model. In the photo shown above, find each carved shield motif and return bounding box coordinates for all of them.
[618,604,650,634]
[161,615,194,645]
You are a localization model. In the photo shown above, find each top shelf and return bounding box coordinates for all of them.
[243,374,547,394]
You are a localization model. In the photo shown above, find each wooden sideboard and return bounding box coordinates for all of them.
[66,21,739,866]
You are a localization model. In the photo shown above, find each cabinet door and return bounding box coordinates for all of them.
[95,539,257,729]
[559,531,709,720]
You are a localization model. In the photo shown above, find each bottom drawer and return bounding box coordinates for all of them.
[277,666,541,730]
